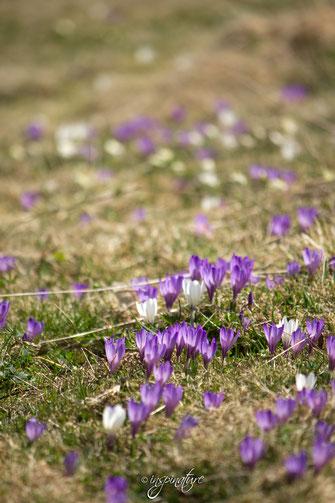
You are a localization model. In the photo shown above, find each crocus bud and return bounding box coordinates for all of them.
[103,404,126,434]
[182,279,204,308]
[136,298,157,323]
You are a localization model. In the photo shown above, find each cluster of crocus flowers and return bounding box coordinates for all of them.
[276,317,298,350]
[22,317,44,342]
[135,322,217,375]
[104,336,126,374]
[249,164,297,184]
[0,300,10,330]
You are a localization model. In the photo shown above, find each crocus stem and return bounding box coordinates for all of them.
[190,307,195,324]
[106,434,116,451]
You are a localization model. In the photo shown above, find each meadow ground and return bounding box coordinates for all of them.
[1,0,335,502]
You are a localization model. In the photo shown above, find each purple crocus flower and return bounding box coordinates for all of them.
[287,261,300,276]
[79,212,93,225]
[201,260,227,302]
[307,317,324,352]
[21,191,41,211]
[135,329,154,363]
[329,257,335,270]
[248,291,253,308]
[170,104,186,122]
[219,326,239,361]
[26,417,46,442]
[105,476,128,503]
[255,410,279,432]
[326,334,335,371]
[35,288,49,301]
[132,207,147,223]
[136,136,156,156]
[140,382,163,412]
[25,120,44,141]
[230,255,254,300]
[302,247,323,276]
[305,389,328,417]
[127,399,150,438]
[189,255,207,281]
[249,164,267,180]
[138,285,158,302]
[164,383,183,417]
[200,337,217,368]
[263,322,284,355]
[194,214,213,238]
[281,84,308,102]
[269,215,291,236]
[0,255,16,273]
[104,336,126,374]
[174,413,198,441]
[284,451,307,479]
[203,391,224,410]
[291,328,308,356]
[144,336,166,379]
[312,440,335,473]
[153,361,173,386]
[22,317,44,342]
[265,276,276,290]
[331,380,335,394]
[156,327,177,361]
[159,273,183,310]
[0,300,10,330]
[180,324,206,362]
[298,207,318,231]
[72,282,88,298]
[315,421,335,442]
[64,451,79,476]
[275,397,296,424]
[239,436,266,469]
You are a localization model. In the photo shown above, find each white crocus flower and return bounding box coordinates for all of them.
[296,372,316,391]
[277,316,299,349]
[183,279,204,308]
[136,298,157,323]
[103,404,126,434]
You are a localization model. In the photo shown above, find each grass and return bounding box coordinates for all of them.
[1,0,335,502]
